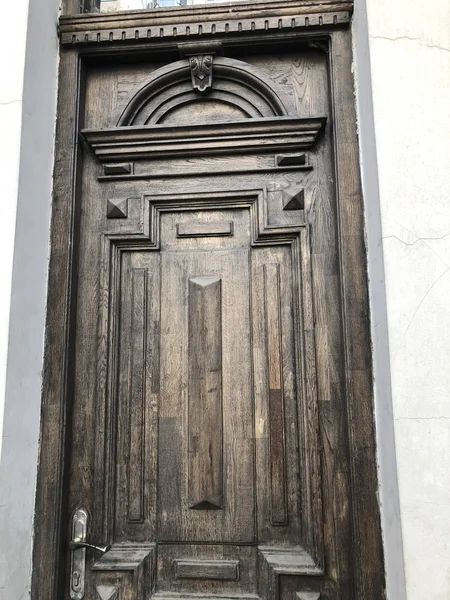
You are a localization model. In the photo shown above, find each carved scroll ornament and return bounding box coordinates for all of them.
[189,55,214,93]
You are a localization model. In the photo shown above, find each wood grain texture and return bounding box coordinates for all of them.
[175,559,239,581]
[34,9,384,600]
[177,221,233,239]
[82,117,326,162]
[127,268,148,523]
[329,30,385,598]
[61,0,353,39]
[113,55,290,127]
[264,263,287,526]
[157,220,255,544]
[102,246,160,545]
[188,276,223,511]
[157,544,256,595]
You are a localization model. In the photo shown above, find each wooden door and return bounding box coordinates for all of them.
[33,3,385,600]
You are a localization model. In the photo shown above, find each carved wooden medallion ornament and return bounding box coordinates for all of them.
[189,55,214,93]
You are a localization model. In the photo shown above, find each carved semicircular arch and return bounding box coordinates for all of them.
[116,56,289,127]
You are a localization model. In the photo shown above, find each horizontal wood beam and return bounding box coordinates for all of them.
[60,0,352,46]
[82,116,326,162]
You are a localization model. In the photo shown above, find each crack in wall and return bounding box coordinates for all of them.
[0,100,21,106]
[382,233,450,246]
[394,416,450,421]
[370,34,450,53]
[393,267,450,360]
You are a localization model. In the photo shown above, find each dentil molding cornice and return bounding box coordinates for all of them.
[59,0,352,47]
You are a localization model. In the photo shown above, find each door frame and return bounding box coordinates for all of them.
[32,2,385,598]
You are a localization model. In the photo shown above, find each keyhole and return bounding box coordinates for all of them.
[73,571,81,589]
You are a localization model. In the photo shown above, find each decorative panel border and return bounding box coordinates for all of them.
[94,188,323,571]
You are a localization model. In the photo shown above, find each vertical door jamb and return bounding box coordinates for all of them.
[31,49,84,600]
[329,28,386,599]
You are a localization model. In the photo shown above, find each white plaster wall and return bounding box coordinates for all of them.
[354,0,450,598]
[0,1,30,459]
[0,0,60,597]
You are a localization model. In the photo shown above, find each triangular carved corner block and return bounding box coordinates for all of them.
[96,585,119,600]
[283,188,305,211]
[190,499,222,510]
[190,276,221,288]
[107,198,128,219]
[296,592,321,600]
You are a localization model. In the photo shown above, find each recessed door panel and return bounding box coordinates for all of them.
[157,209,255,544]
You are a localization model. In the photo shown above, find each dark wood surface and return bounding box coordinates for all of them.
[188,276,223,512]
[174,559,239,581]
[33,2,385,599]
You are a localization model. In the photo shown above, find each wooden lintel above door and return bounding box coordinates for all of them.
[82,117,326,162]
[59,0,352,47]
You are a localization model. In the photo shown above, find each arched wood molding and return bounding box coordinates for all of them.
[116,57,289,126]
[82,56,326,163]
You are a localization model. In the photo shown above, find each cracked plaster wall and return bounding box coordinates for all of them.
[354,0,450,598]
[0,0,59,598]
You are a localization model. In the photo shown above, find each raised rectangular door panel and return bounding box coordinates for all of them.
[187,275,223,511]
[157,210,255,544]
[174,559,239,581]
[33,4,385,600]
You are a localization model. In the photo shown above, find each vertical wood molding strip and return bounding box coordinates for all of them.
[264,263,288,526]
[127,269,148,524]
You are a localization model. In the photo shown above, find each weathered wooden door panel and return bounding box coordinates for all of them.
[72,182,326,599]
[157,210,255,543]
[69,46,335,599]
[33,5,385,599]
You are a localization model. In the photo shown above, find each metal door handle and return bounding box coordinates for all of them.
[69,540,110,553]
[70,509,110,600]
